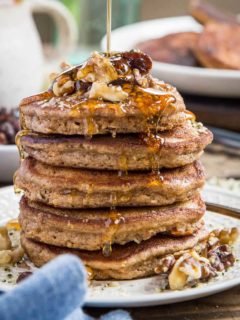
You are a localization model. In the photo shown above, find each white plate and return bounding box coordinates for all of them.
[0,145,19,183]
[101,16,240,97]
[0,185,240,307]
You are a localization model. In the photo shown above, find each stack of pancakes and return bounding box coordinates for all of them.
[15,51,217,283]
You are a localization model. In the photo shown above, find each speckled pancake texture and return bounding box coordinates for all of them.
[15,158,205,208]
[20,121,212,170]
[19,195,205,250]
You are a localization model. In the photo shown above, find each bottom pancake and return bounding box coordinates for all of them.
[19,195,205,251]
[21,228,237,286]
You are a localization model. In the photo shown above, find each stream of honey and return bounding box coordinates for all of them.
[15,130,32,160]
[106,0,112,56]
[14,130,33,194]
[118,153,128,172]
[102,208,122,257]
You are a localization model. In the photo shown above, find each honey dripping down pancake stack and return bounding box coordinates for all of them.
[15,51,238,289]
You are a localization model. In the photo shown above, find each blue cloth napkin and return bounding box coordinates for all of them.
[0,254,132,320]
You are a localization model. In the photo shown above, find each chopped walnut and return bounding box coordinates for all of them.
[0,246,24,266]
[154,255,175,274]
[60,61,71,71]
[77,51,118,84]
[0,227,11,250]
[169,250,216,290]
[171,221,203,236]
[168,253,189,290]
[87,82,128,102]
[208,244,235,271]
[133,68,149,88]
[208,234,219,248]
[212,228,239,246]
[52,74,75,97]
[48,51,165,98]
[49,72,58,81]
[149,77,167,90]
[0,222,24,266]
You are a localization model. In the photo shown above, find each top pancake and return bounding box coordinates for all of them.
[20,84,188,136]
[19,51,189,135]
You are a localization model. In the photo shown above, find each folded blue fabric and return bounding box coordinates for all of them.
[0,254,132,320]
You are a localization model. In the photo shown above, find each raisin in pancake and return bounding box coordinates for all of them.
[15,158,205,208]
[21,228,209,280]
[20,121,213,170]
[194,23,240,70]
[19,83,189,136]
[19,195,205,251]
[137,32,199,67]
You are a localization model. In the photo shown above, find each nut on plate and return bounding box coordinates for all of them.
[0,223,24,266]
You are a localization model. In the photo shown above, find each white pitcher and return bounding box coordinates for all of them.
[0,0,78,109]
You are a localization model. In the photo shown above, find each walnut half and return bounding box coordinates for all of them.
[87,82,128,102]
[0,227,11,250]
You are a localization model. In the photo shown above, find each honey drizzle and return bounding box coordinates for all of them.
[6,219,21,231]
[140,130,164,172]
[15,130,32,160]
[122,84,177,135]
[69,101,97,137]
[129,85,176,118]
[68,82,176,138]
[118,153,128,173]
[13,171,22,195]
[85,184,93,206]
[14,129,34,194]
[185,110,196,121]
[86,266,94,281]
[102,208,123,257]
[147,171,164,188]
[66,190,79,206]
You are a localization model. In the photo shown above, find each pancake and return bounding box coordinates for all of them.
[137,32,199,67]
[20,121,213,170]
[194,23,240,70]
[20,228,209,280]
[19,195,205,251]
[15,158,205,208]
[190,0,239,26]
[19,83,189,135]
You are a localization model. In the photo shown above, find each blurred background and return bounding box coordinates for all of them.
[36,0,240,60]
[0,0,239,188]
